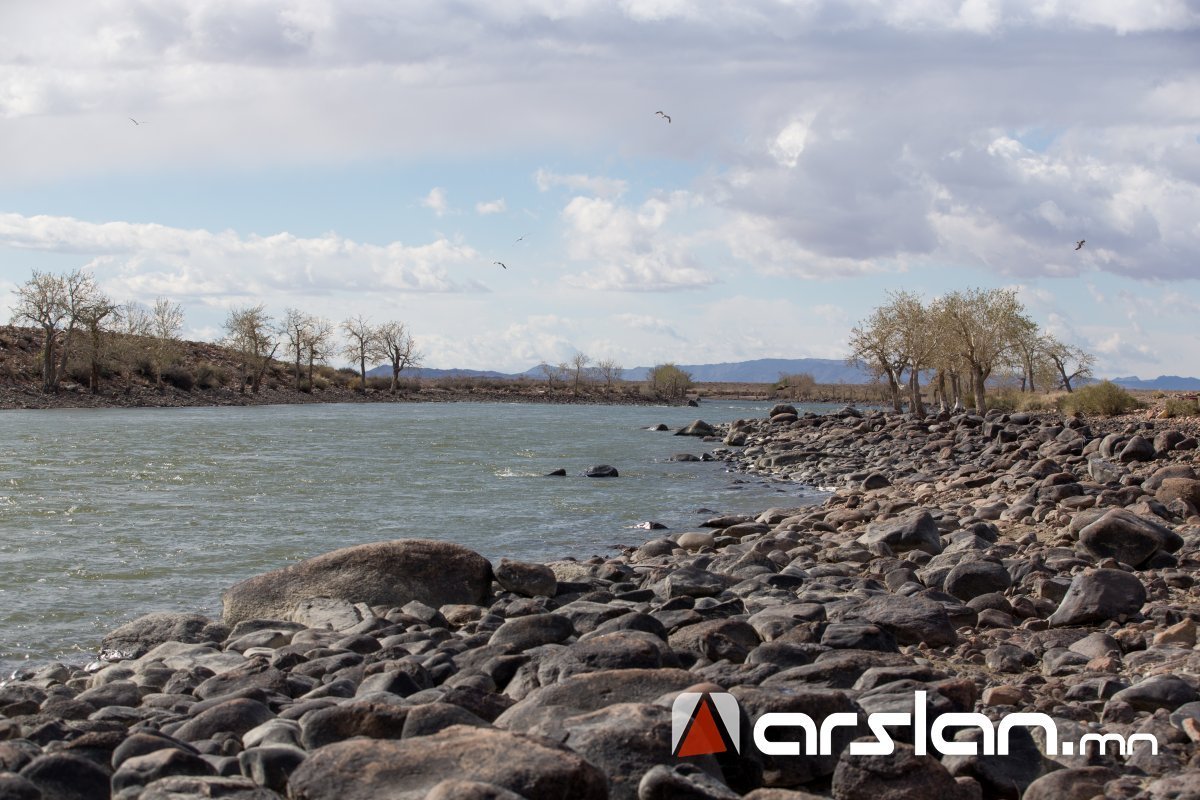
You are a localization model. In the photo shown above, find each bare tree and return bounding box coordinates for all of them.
[303,316,335,388]
[10,269,104,393]
[370,321,423,393]
[224,305,277,393]
[847,305,907,413]
[281,308,314,390]
[539,362,566,387]
[569,352,591,395]
[933,288,1033,413]
[1043,335,1096,393]
[148,297,184,386]
[596,358,624,389]
[885,290,937,416]
[77,293,118,393]
[341,315,376,391]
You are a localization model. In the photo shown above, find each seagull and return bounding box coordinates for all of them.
[493,261,507,270]
[514,234,527,244]
[655,111,671,124]
[129,118,143,125]
[1075,240,1086,250]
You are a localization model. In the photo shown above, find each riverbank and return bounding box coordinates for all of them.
[3,405,1199,798]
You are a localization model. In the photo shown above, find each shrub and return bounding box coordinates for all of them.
[985,387,1021,411]
[1164,397,1200,418]
[194,362,229,389]
[1057,381,1139,416]
[161,365,196,391]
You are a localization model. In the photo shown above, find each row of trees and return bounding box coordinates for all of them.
[537,353,625,393]
[224,307,422,394]
[848,288,1095,415]
[8,269,423,395]
[11,269,185,394]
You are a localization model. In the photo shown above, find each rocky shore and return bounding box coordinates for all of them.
[3,405,1200,799]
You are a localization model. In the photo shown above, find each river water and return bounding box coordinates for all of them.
[0,399,832,671]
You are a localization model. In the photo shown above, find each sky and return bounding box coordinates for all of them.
[1,1,1198,378]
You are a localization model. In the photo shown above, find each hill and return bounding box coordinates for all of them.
[1109,375,1200,391]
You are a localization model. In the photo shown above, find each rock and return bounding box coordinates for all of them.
[942,725,1041,799]
[236,746,306,794]
[101,612,224,658]
[494,559,557,598]
[1117,435,1154,462]
[1109,675,1199,713]
[560,703,693,800]
[401,702,491,739]
[495,668,695,734]
[19,753,111,800]
[861,473,890,491]
[672,453,702,462]
[676,421,716,437]
[170,698,276,743]
[668,619,761,664]
[637,764,740,800]
[221,539,493,626]
[290,597,362,630]
[490,613,575,651]
[544,468,567,476]
[1047,569,1147,627]
[832,740,974,800]
[1087,458,1123,484]
[1077,509,1182,567]
[1156,477,1200,509]
[287,725,606,800]
[111,748,217,796]
[0,774,41,800]
[1021,767,1120,800]
[943,560,1012,601]
[300,702,411,750]
[846,595,957,647]
[137,776,280,800]
[582,464,619,478]
[426,780,526,800]
[676,532,716,552]
[857,511,943,556]
[734,685,863,786]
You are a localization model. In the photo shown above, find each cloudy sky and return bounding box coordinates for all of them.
[1,1,1198,377]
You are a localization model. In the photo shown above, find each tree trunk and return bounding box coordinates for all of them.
[40,325,56,393]
[886,369,902,413]
[294,348,303,391]
[391,362,400,393]
[359,355,367,391]
[971,364,986,413]
[908,368,925,417]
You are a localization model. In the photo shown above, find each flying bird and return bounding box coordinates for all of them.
[129,118,145,126]
[655,111,671,124]
[514,234,527,244]
[493,261,507,270]
[1075,240,1086,250]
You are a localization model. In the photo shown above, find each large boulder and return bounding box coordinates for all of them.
[1048,569,1147,627]
[1076,509,1182,567]
[287,725,607,800]
[844,595,958,647]
[857,511,943,556]
[221,540,492,626]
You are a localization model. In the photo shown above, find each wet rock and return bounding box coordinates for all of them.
[221,539,493,626]
[677,421,716,437]
[584,465,619,478]
[101,612,225,659]
[287,725,606,800]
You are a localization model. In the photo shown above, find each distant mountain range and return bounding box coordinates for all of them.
[367,358,1200,390]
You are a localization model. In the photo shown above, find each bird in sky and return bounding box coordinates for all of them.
[514,234,527,244]
[129,118,145,125]
[656,111,671,124]
[1075,240,1086,250]
[493,261,507,270]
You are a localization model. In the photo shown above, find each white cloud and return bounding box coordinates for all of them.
[615,313,684,339]
[421,187,449,217]
[534,169,627,199]
[559,194,715,291]
[0,213,486,303]
[476,198,507,215]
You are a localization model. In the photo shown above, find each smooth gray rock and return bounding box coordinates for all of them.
[1048,569,1147,627]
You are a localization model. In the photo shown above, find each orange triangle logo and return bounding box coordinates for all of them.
[676,696,729,757]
